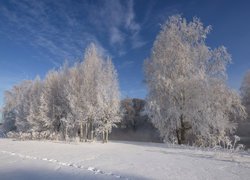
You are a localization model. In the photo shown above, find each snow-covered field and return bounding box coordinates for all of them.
[0,139,250,180]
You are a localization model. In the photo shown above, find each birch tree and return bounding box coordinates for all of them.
[67,62,87,141]
[241,70,250,120]
[56,63,72,140]
[27,76,44,134]
[2,90,18,132]
[2,43,121,143]
[67,43,104,141]
[96,58,121,143]
[2,81,33,134]
[14,81,33,133]
[145,15,246,146]
[82,43,105,141]
[39,69,69,138]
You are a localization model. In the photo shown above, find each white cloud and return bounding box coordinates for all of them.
[0,0,147,64]
[110,27,125,46]
[125,0,141,32]
[119,60,135,69]
[85,0,146,54]
[131,33,148,49]
[0,0,105,66]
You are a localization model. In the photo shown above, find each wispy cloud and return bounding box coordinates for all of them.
[0,0,109,66]
[125,0,140,32]
[110,27,125,46]
[84,0,147,55]
[118,60,135,69]
[0,0,147,64]
[125,0,147,49]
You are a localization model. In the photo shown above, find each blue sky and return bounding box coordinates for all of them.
[0,0,250,107]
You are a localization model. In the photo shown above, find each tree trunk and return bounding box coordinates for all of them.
[102,130,108,143]
[80,122,83,142]
[65,125,68,141]
[102,131,105,143]
[38,132,41,140]
[105,130,108,143]
[85,123,88,142]
[176,129,181,145]
[90,122,93,141]
[75,125,78,140]
[180,117,185,144]
[91,130,93,141]
[175,114,186,145]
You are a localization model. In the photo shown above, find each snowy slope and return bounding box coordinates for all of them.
[0,139,250,180]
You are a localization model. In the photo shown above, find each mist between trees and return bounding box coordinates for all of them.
[1,15,250,148]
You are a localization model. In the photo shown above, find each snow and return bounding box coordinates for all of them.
[0,139,250,180]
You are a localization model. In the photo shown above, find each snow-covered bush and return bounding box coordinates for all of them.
[6,131,19,139]
[40,131,51,139]
[31,131,40,140]
[20,132,32,140]
[235,144,245,151]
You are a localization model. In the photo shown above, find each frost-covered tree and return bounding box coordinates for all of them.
[67,44,104,141]
[39,68,69,139]
[241,70,250,120]
[67,62,87,141]
[56,63,72,140]
[96,58,121,143]
[27,76,44,134]
[2,90,18,132]
[14,81,33,133]
[2,43,121,143]
[81,44,104,141]
[144,15,246,146]
[2,81,33,133]
[39,70,58,133]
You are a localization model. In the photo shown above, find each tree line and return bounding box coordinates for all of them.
[2,44,120,143]
[2,15,250,147]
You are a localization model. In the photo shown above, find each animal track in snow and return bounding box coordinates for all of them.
[1,150,127,179]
